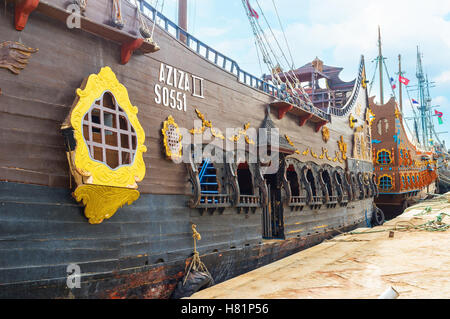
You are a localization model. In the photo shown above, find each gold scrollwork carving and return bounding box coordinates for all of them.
[230,123,255,145]
[190,108,225,140]
[74,185,140,224]
[349,114,357,129]
[338,136,348,161]
[322,126,330,143]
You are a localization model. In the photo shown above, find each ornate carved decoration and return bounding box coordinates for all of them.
[162,115,182,160]
[366,108,376,126]
[0,41,38,75]
[322,126,330,143]
[190,108,225,140]
[285,135,301,155]
[73,185,140,224]
[62,67,147,224]
[349,114,357,129]
[229,123,255,145]
[337,136,348,161]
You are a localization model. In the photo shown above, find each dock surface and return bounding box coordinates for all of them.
[190,194,450,299]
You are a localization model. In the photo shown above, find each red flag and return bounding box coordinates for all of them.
[399,75,410,86]
[246,0,259,19]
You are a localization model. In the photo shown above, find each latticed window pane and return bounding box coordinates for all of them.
[379,176,392,191]
[82,92,137,169]
[377,151,391,165]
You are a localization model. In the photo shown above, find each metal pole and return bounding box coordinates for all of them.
[178,0,188,43]
[398,54,403,112]
[378,26,384,105]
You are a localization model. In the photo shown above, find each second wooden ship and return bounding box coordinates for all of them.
[369,28,440,217]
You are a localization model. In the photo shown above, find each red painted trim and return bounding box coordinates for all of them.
[120,39,144,65]
[15,0,40,31]
[314,120,328,133]
[278,104,293,120]
[299,114,313,127]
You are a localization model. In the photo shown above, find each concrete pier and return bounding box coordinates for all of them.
[190,193,450,299]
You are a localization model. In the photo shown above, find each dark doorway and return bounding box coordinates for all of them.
[263,173,284,240]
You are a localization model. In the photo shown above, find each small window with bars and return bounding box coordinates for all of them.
[379,176,393,191]
[82,91,137,169]
[377,151,391,165]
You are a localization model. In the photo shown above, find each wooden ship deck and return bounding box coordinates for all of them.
[0,0,377,298]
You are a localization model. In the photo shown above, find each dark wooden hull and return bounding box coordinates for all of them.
[0,1,376,298]
[0,181,370,299]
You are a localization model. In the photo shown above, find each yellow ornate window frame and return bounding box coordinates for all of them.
[378,174,394,192]
[62,67,147,224]
[162,115,183,160]
[376,148,392,165]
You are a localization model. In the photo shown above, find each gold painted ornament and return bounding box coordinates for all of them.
[74,185,140,224]
[162,115,183,160]
[322,126,330,143]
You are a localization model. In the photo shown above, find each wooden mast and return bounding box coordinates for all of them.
[378,26,384,105]
[398,54,403,112]
[178,0,188,43]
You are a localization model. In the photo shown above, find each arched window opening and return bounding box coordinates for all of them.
[321,170,333,197]
[377,118,389,135]
[82,92,137,169]
[377,150,392,165]
[287,165,300,197]
[379,176,393,191]
[306,169,317,197]
[198,158,219,195]
[237,163,253,196]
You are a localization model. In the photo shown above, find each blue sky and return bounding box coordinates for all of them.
[156,0,450,148]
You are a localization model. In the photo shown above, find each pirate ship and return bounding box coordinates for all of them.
[0,0,377,298]
[369,28,439,216]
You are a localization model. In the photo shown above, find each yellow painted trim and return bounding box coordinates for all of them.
[162,115,183,160]
[190,108,225,140]
[70,67,147,189]
[322,126,330,143]
[376,148,392,165]
[73,185,140,224]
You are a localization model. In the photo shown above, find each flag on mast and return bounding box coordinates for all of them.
[435,110,444,125]
[399,75,410,86]
[390,77,396,89]
[412,98,419,105]
[246,0,259,19]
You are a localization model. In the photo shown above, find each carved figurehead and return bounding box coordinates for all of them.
[61,67,147,224]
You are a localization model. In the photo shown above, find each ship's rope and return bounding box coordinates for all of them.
[112,0,124,28]
[242,0,313,106]
[344,213,450,235]
[133,0,153,40]
[76,0,87,12]
[271,0,294,70]
[183,224,212,286]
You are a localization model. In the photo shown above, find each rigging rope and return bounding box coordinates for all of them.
[271,0,295,69]
[112,0,124,28]
[134,0,152,39]
[242,0,313,106]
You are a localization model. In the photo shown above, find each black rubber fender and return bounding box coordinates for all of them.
[372,206,385,226]
[170,270,214,299]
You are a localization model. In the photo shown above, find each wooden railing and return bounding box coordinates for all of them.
[239,195,260,207]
